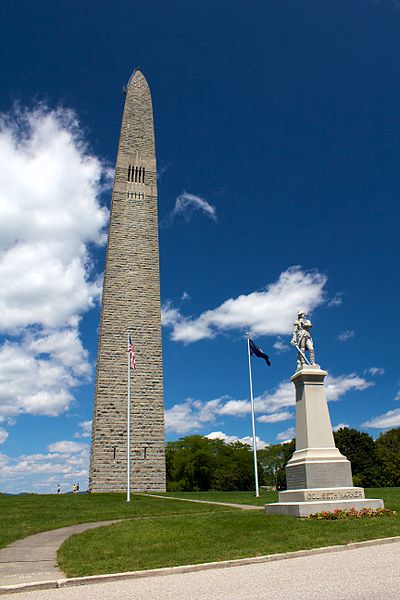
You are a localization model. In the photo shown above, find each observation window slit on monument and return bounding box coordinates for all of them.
[127,192,145,199]
[113,447,116,460]
[127,165,145,183]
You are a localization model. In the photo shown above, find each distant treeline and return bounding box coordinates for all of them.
[166,428,400,492]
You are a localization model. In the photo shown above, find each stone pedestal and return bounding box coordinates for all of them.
[265,365,384,517]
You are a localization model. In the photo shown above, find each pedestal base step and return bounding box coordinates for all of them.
[278,486,365,503]
[265,498,384,518]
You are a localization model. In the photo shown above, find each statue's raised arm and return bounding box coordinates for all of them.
[291,311,316,370]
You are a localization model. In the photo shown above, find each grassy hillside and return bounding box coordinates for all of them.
[0,492,229,549]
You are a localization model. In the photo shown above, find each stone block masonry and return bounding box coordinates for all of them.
[89,70,166,492]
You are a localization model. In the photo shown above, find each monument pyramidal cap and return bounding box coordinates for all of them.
[89,69,166,492]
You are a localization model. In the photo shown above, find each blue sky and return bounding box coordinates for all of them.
[0,0,399,493]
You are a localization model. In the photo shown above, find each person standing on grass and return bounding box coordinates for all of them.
[73,483,77,494]
[57,484,60,494]
[76,483,80,493]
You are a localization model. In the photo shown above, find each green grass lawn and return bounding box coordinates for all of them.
[58,488,400,577]
[0,492,229,549]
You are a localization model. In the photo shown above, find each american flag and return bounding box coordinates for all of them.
[128,334,136,370]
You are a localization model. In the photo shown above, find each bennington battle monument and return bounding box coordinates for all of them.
[89,70,166,492]
[266,312,383,517]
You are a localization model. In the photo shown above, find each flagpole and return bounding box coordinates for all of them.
[127,332,131,503]
[247,334,260,497]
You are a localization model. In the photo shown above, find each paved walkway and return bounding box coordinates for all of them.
[1,538,399,599]
[139,493,265,511]
[0,521,119,587]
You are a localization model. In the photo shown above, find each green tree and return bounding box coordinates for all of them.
[258,441,294,489]
[212,440,257,490]
[276,439,295,489]
[166,436,215,491]
[165,435,263,492]
[333,427,385,487]
[376,428,400,486]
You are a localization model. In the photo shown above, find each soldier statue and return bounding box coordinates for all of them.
[291,311,316,369]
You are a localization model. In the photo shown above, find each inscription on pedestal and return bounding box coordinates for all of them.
[286,464,306,489]
[305,489,363,501]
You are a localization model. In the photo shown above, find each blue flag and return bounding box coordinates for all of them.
[249,338,271,366]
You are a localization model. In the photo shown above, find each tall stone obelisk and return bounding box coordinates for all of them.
[89,70,166,492]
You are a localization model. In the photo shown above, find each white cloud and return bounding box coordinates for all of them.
[0,106,109,334]
[365,367,385,376]
[170,191,217,223]
[28,329,91,377]
[249,383,294,414]
[337,330,355,342]
[156,161,171,181]
[161,301,183,328]
[0,105,110,419]
[74,420,92,439]
[273,337,290,353]
[163,267,327,343]
[0,331,90,418]
[0,428,8,444]
[165,373,370,435]
[215,399,250,416]
[205,431,268,449]
[237,435,268,449]
[362,409,400,429]
[19,452,61,460]
[218,381,294,417]
[165,397,226,434]
[328,293,343,307]
[0,443,89,493]
[325,373,372,400]
[333,423,349,431]
[257,411,294,423]
[181,291,191,302]
[276,427,295,442]
[205,431,239,444]
[47,440,88,454]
